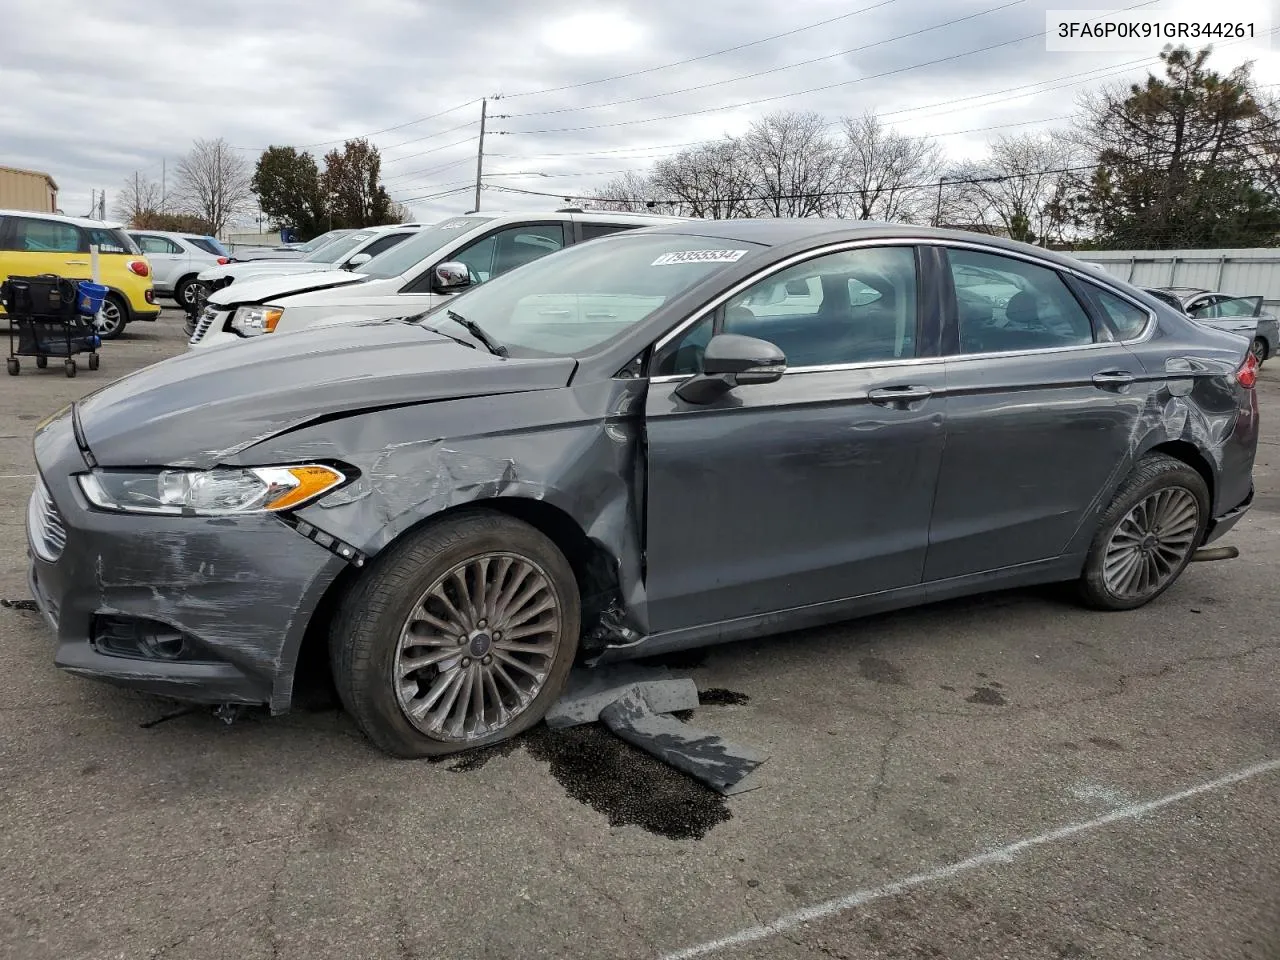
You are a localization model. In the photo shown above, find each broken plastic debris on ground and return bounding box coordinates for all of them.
[546,663,768,796]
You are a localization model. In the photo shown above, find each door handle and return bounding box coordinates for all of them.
[66,260,89,265]
[1092,370,1135,389]
[868,385,933,408]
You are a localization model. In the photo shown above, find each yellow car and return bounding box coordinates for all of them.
[0,209,159,339]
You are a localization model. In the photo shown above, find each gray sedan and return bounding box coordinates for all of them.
[25,220,1259,757]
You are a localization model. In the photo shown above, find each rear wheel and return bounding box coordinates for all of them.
[330,511,580,758]
[1078,454,1209,611]
[1251,337,1267,367]
[95,294,127,340]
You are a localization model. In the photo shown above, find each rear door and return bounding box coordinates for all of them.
[924,244,1150,581]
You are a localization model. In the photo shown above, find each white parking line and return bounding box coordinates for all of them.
[658,757,1280,960]
[0,474,35,480]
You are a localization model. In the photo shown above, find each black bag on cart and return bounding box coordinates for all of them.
[1,275,78,319]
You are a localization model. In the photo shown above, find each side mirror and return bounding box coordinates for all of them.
[433,261,472,293]
[345,253,372,270]
[675,334,786,404]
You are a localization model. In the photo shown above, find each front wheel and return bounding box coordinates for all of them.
[1078,453,1209,611]
[175,276,200,309]
[330,511,581,758]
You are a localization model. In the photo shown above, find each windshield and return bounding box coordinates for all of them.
[305,231,373,264]
[416,232,766,358]
[296,230,346,253]
[358,217,496,279]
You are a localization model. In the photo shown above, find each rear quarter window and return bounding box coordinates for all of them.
[86,228,139,255]
[1093,288,1152,339]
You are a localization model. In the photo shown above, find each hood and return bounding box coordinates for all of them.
[75,320,578,469]
[199,259,330,284]
[208,270,366,306]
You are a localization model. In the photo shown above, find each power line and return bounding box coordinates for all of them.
[472,114,1077,191]
[499,0,906,100]
[379,119,481,156]
[232,98,483,152]
[505,0,1028,119]
[496,0,1161,136]
[483,135,1280,207]
[383,156,476,185]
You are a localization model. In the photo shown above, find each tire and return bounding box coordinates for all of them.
[6,358,18,375]
[88,353,100,371]
[95,294,128,340]
[35,356,47,369]
[1251,338,1267,367]
[64,359,76,378]
[175,276,200,310]
[330,511,581,758]
[1078,453,1210,611]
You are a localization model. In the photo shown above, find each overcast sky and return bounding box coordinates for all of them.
[3,0,1276,230]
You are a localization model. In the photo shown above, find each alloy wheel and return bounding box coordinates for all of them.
[95,300,123,337]
[1102,487,1200,600]
[393,553,562,742]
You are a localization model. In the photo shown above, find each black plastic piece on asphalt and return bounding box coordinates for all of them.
[599,688,768,796]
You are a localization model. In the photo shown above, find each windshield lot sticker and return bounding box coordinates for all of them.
[651,249,749,266]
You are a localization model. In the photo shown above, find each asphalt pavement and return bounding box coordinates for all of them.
[1,308,1277,960]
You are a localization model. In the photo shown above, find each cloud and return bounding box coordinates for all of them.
[3,0,1276,224]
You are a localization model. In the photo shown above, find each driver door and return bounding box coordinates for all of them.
[642,243,948,634]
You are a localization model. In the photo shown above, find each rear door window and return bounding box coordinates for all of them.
[947,249,1096,354]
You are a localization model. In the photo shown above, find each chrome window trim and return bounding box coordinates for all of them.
[646,235,1159,382]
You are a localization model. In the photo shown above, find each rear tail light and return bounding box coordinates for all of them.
[127,260,150,278]
[1234,351,1258,389]
[216,257,230,265]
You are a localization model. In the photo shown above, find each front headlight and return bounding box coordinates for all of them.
[231,304,284,336]
[78,465,347,516]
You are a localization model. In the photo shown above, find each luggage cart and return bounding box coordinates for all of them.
[2,275,104,378]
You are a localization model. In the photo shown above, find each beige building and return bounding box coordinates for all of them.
[0,166,59,213]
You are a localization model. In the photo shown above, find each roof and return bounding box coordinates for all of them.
[0,165,58,190]
[0,208,122,229]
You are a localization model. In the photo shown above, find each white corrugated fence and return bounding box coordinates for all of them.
[1070,249,1280,311]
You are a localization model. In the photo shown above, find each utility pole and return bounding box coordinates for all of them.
[473,98,488,213]
[135,171,141,221]
[934,176,946,228]
[98,190,105,220]
[161,158,167,213]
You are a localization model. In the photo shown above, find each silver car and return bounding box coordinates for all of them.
[1144,286,1279,366]
[128,231,232,310]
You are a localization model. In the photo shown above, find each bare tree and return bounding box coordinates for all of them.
[590,170,658,212]
[112,172,163,224]
[175,138,253,237]
[650,141,755,218]
[836,113,943,222]
[947,132,1079,244]
[739,110,844,217]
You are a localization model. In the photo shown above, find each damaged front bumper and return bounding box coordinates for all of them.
[26,414,348,711]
